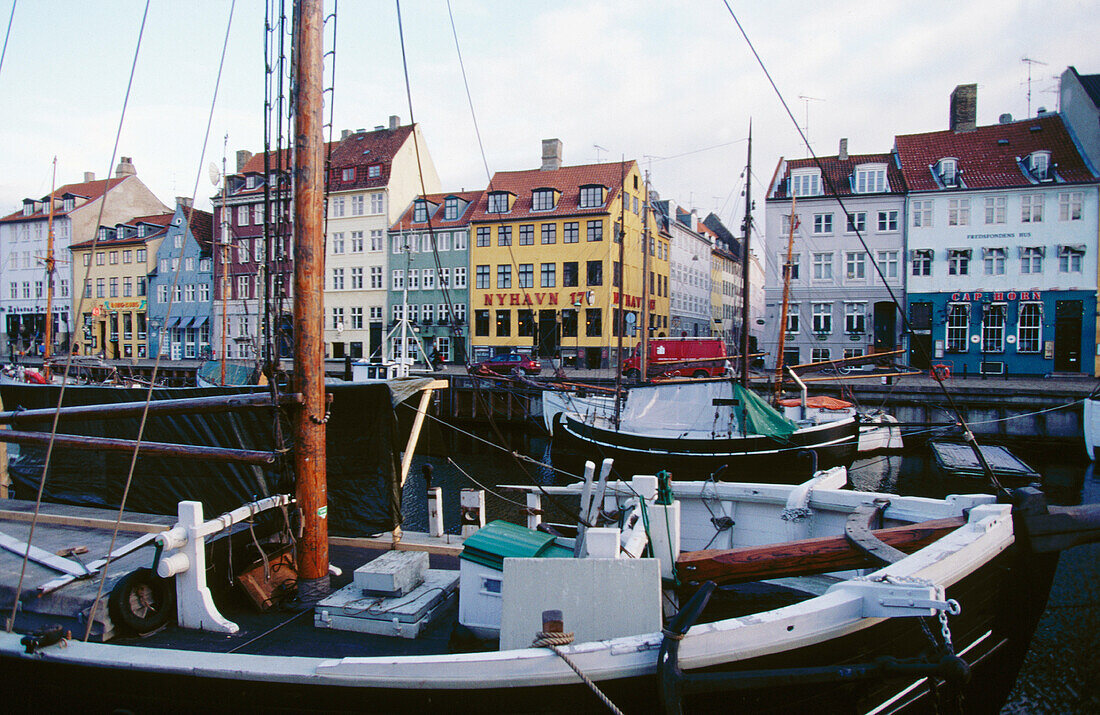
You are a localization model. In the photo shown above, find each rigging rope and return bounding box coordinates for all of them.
[0,0,15,82]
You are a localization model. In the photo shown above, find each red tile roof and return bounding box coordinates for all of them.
[895,114,1096,191]
[182,208,214,246]
[0,177,128,222]
[69,211,174,249]
[770,152,905,199]
[469,160,635,221]
[391,190,485,230]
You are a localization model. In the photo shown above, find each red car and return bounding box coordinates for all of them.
[472,353,541,376]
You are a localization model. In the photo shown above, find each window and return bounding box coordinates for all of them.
[846,252,866,280]
[370,229,384,252]
[563,222,579,243]
[532,189,555,211]
[1059,192,1083,221]
[237,205,249,225]
[541,262,556,287]
[877,210,898,231]
[948,249,970,275]
[612,261,621,288]
[453,267,467,288]
[487,192,509,213]
[367,165,381,179]
[516,309,534,337]
[332,307,345,330]
[1021,194,1043,223]
[331,232,344,253]
[422,268,435,289]
[812,302,832,334]
[981,303,1006,353]
[813,213,833,234]
[586,260,603,286]
[912,199,933,227]
[911,249,932,276]
[438,267,450,288]
[158,284,169,302]
[476,226,490,247]
[1020,246,1043,274]
[1017,303,1043,353]
[413,201,428,222]
[370,266,382,288]
[854,166,886,193]
[96,278,105,298]
[392,269,405,290]
[782,253,801,280]
[563,262,578,287]
[341,168,355,182]
[812,252,833,280]
[497,264,511,289]
[846,212,866,233]
[790,171,821,197]
[238,241,250,263]
[1029,151,1050,181]
[785,304,799,334]
[407,304,420,323]
[254,203,265,225]
[946,303,969,352]
[947,198,969,226]
[108,250,119,265]
[541,223,556,244]
[579,186,603,208]
[237,275,249,299]
[444,197,458,220]
[782,214,800,234]
[519,224,534,245]
[1059,245,1084,273]
[407,269,419,290]
[984,196,1006,224]
[586,220,603,242]
[475,265,489,289]
[370,306,383,320]
[332,267,345,290]
[421,304,434,324]
[350,306,363,330]
[137,248,146,262]
[876,250,898,279]
[983,247,1006,275]
[937,158,958,187]
[474,310,490,336]
[198,283,209,302]
[453,231,467,251]
[811,348,831,363]
[184,284,195,302]
[450,303,466,323]
[199,257,211,272]
[495,310,511,336]
[351,266,364,289]
[96,251,105,266]
[518,263,534,288]
[845,302,866,334]
[137,277,146,296]
[370,193,384,214]
[185,257,194,271]
[585,308,602,337]
[392,304,405,323]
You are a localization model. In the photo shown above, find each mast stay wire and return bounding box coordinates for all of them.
[722,1,1006,497]
[0,0,15,82]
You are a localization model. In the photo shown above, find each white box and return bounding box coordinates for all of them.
[352,550,428,596]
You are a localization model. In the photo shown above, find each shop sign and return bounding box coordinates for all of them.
[949,291,1041,303]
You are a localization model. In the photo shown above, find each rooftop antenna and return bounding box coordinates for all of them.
[797,95,824,143]
[593,144,608,163]
[1022,57,1047,117]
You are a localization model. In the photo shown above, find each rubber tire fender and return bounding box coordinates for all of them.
[108,567,176,635]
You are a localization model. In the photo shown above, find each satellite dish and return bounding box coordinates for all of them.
[208,162,221,186]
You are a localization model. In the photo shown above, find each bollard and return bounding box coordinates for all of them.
[427,487,444,537]
[460,488,485,538]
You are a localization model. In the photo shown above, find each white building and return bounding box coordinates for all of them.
[656,199,712,337]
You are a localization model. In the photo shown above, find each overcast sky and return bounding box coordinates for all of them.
[1,0,1097,249]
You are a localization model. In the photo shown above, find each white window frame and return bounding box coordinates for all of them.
[811,302,832,334]
[1016,302,1043,353]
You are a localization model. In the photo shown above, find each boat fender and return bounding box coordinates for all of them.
[108,567,176,635]
[19,625,67,654]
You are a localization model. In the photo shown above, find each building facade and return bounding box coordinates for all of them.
[70,211,173,359]
[147,202,215,359]
[468,140,669,369]
[656,199,712,338]
[386,191,480,365]
[763,142,907,370]
[0,158,166,357]
[897,87,1099,376]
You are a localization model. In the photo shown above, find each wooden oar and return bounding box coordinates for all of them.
[677,516,966,585]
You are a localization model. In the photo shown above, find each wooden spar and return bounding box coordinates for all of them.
[43,158,57,380]
[292,0,329,599]
[795,371,923,383]
[789,348,906,373]
[0,430,277,465]
[0,392,300,426]
[773,190,796,400]
[740,121,751,387]
[676,516,966,585]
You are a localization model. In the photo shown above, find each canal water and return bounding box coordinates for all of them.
[405,426,1099,713]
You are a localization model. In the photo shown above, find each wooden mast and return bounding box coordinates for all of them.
[614,158,626,427]
[639,170,651,380]
[773,192,797,400]
[739,124,751,387]
[42,157,57,380]
[219,146,229,386]
[292,0,329,601]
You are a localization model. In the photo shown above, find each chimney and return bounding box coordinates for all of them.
[114,156,136,178]
[949,84,977,133]
[838,138,849,161]
[541,138,563,171]
[236,149,254,173]
[176,196,193,209]
[389,115,400,130]
[341,129,351,140]
[84,171,96,182]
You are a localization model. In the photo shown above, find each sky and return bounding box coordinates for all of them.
[1,0,1098,252]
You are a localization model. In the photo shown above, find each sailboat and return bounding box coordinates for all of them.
[2,4,1100,714]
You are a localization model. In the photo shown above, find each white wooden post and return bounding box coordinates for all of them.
[427,486,444,537]
[156,500,238,633]
[526,492,542,530]
[460,488,485,537]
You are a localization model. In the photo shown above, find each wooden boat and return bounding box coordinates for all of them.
[778,396,903,453]
[1084,393,1100,460]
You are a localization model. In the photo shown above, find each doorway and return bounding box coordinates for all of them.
[1054,300,1082,372]
[908,302,933,369]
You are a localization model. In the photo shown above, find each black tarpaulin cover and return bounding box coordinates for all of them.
[0,382,402,536]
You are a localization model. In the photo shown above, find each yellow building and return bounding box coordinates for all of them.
[70,213,172,359]
[468,141,669,369]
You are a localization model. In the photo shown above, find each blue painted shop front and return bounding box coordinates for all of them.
[906,289,1096,376]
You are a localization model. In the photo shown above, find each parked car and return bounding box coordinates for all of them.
[472,353,541,376]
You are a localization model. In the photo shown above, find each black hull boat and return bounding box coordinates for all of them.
[552,410,859,482]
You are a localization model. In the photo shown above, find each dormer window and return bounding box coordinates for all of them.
[444,197,459,220]
[367,164,381,179]
[138,225,146,238]
[98,227,108,240]
[341,168,355,182]
[532,188,556,211]
[936,158,958,187]
[790,170,821,197]
[62,197,74,212]
[487,191,510,213]
[1028,151,1050,181]
[268,172,278,185]
[413,200,428,223]
[22,200,33,216]
[245,175,259,189]
[853,165,887,193]
[579,185,606,208]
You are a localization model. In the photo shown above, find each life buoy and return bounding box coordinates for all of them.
[931,364,951,381]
